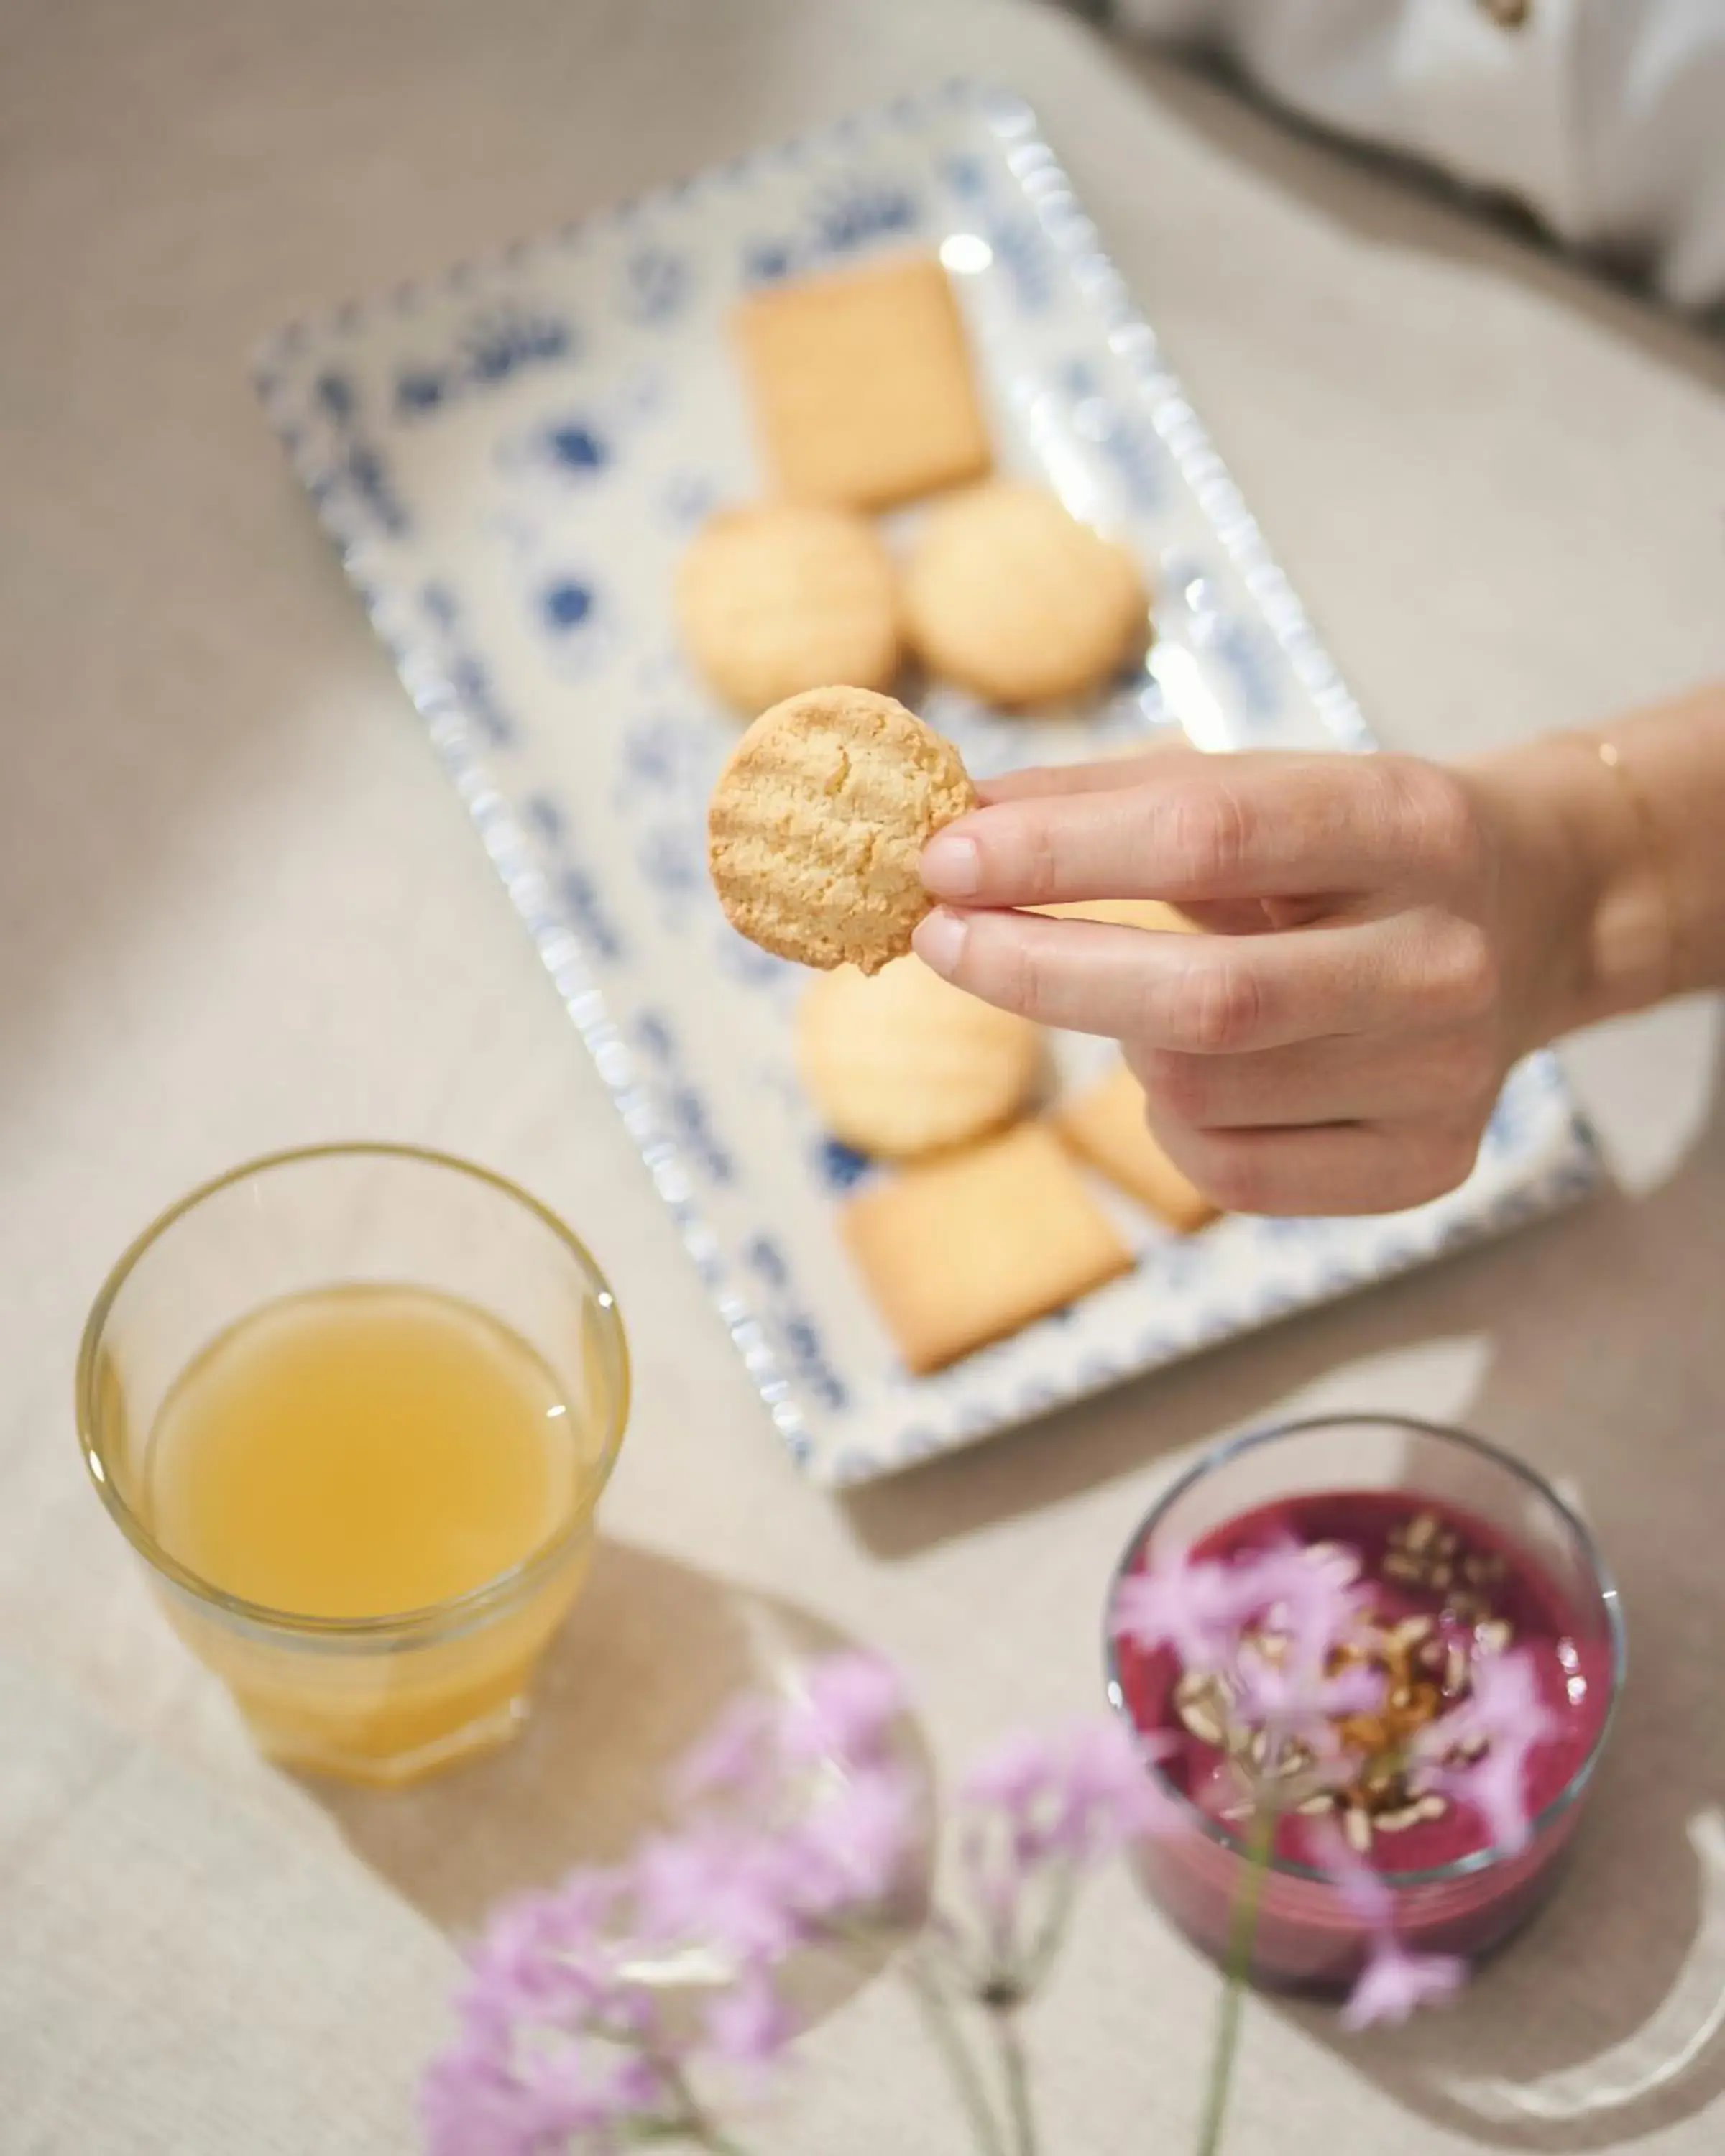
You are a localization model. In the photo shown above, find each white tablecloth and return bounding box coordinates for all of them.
[3,1,1723,2149]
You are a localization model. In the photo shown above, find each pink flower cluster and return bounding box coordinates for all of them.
[1112,1539,1557,2027]
[1323,1830,1466,2031]
[424,1654,918,2155]
[1113,1540,1386,1766]
[426,1547,1560,2154]
[1415,1646,1559,1857]
[958,1719,1177,1976]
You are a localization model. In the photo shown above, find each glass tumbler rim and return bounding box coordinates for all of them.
[75,1140,632,1648]
[1102,1411,1628,1891]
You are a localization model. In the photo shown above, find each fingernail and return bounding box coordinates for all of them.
[921,831,981,898]
[913,906,968,977]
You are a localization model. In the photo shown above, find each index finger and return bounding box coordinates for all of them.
[975,738,1199,806]
[923,754,1432,908]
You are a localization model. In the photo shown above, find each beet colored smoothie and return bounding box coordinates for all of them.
[1110,1486,1616,1984]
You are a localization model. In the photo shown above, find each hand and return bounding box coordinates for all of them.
[911,747,1597,1217]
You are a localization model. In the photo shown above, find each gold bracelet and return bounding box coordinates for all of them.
[1581,731,1679,1006]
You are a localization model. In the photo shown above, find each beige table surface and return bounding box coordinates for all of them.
[3,2,1724,2150]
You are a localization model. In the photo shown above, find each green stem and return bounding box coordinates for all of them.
[625,2109,755,2152]
[903,1948,1011,2156]
[653,2060,758,2156]
[1017,1861,1080,1997]
[1193,1808,1276,2156]
[993,2006,1038,2156]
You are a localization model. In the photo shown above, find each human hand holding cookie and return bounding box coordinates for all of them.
[913,748,1532,1218]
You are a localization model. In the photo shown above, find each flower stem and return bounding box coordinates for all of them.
[1018,1861,1080,1996]
[1193,1808,1276,2156]
[655,2060,758,2156]
[903,1947,1010,2156]
[993,2006,1038,2156]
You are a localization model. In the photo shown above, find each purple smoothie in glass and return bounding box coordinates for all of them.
[1117,1488,1611,1878]
[1105,1425,1624,1989]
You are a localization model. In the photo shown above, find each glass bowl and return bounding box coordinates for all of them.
[1104,1414,1626,1986]
[77,1143,630,1787]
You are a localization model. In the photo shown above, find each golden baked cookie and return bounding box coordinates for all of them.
[708,687,975,974]
[796,955,1043,1159]
[840,1123,1135,1374]
[903,480,1149,705]
[676,504,901,715]
[1052,1064,1219,1233]
[735,254,993,512]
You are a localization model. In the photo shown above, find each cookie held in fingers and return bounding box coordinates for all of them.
[708,687,976,974]
[796,955,1044,1160]
[1053,1064,1219,1233]
[841,1123,1135,1374]
[903,480,1149,706]
[677,504,901,714]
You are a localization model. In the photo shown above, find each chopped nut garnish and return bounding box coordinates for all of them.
[1167,1515,1519,1857]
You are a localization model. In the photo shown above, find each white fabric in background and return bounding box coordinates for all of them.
[1111,0,1725,305]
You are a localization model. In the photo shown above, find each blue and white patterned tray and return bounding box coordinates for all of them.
[257,82,1599,1487]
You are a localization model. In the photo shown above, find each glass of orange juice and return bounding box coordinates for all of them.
[76,1144,630,1787]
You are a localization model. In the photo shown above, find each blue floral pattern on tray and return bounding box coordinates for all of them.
[255,81,1600,1488]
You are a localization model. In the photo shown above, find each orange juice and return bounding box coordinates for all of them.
[140,1284,610,1782]
[145,1284,589,1617]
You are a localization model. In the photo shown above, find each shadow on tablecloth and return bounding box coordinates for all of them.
[303,1537,934,2034]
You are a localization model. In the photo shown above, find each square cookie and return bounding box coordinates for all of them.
[735,254,993,510]
[1052,1064,1219,1234]
[841,1123,1133,1375]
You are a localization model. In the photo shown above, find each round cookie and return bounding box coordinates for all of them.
[903,479,1149,705]
[708,686,975,974]
[677,503,901,714]
[796,956,1044,1159]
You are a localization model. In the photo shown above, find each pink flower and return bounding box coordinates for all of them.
[1117,1539,1379,1789]
[1444,1741,1542,1855]
[791,1764,919,1913]
[424,1989,669,2155]
[1428,1645,1558,1755]
[1312,1819,1468,2032]
[780,1654,906,1769]
[515,2045,668,2142]
[965,1720,1169,1863]
[962,1728,1059,1816]
[1342,1940,1466,2031]
[1415,1646,1557,1855]
[1111,1551,1250,1672]
[1238,1542,1374,1675]
[960,1719,1174,1944]
[457,1871,639,2040]
[423,2030,528,2156]
[673,1696,776,1805]
[1230,1645,1384,1757]
[633,1766,916,1976]
[1113,1540,1368,1685]
[704,1965,796,2072]
[1056,1718,1181,1854]
[1321,1828,1392,1934]
[632,1825,807,1966]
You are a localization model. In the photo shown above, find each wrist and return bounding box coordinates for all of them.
[1461,734,1669,1046]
